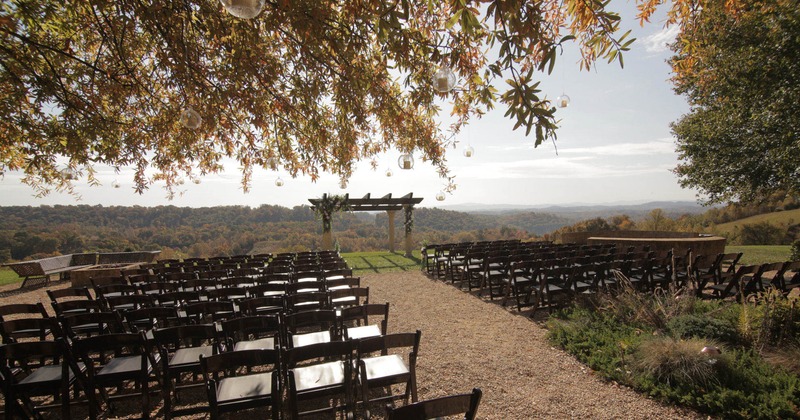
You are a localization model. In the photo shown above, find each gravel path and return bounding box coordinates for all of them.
[0,273,701,419]
[363,271,700,419]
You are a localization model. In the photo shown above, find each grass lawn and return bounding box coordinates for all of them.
[726,245,793,265]
[342,251,421,274]
[0,267,22,286]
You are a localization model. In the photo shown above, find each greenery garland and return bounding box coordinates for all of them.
[313,194,351,233]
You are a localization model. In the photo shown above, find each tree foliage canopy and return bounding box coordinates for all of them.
[669,0,800,204]
[0,0,652,197]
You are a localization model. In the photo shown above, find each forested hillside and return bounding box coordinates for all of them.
[0,205,567,262]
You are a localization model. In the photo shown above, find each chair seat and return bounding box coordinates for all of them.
[346,325,382,340]
[18,362,83,387]
[293,361,344,392]
[217,372,273,403]
[361,355,409,380]
[169,345,214,368]
[291,331,331,348]
[233,337,275,351]
[97,355,153,377]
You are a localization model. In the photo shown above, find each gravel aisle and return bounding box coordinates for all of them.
[364,271,701,419]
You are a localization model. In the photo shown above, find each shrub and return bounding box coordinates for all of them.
[739,222,787,245]
[632,337,726,388]
[791,239,800,261]
[667,314,739,344]
[738,290,800,350]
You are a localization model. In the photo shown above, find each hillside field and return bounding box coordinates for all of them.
[713,208,800,238]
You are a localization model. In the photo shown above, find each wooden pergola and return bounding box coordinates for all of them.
[308,193,424,256]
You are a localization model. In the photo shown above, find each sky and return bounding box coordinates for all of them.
[0,3,701,210]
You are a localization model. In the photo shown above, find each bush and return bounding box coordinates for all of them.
[667,314,739,344]
[549,297,800,419]
[632,337,726,388]
[739,222,788,245]
[791,239,800,261]
[738,290,800,350]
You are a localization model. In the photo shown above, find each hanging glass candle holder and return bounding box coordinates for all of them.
[385,168,393,177]
[556,94,571,108]
[435,191,446,201]
[266,156,279,171]
[220,0,265,19]
[339,179,348,189]
[398,153,414,170]
[192,178,201,185]
[463,145,474,157]
[112,180,121,189]
[432,66,457,93]
[179,107,202,129]
[274,177,284,187]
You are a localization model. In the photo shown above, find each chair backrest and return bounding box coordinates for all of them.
[183,300,237,323]
[326,276,361,290]
[200,348,280,382]
[239,295,285,316]
[220,315,281,348]
[0,317,61,343]
[47,287,92,302]
[0,302,49,321]
[58,311,126,338]
[283,309,338,345]
[283,339,354,368]
[357,330,421,357]
[154,290,202,308]
[153,323,220,352]
[122,306,180,332]
[339,302,389,334]
[284,291,330,312]
[385,388,482,420]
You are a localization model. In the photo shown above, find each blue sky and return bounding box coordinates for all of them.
[0,3,700,209]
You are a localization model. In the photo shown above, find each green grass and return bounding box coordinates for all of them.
[0,267,22,286]
[725,245,792,265]
[714,208,800,238]
[342,251,422,274]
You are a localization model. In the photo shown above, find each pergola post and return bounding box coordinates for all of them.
[403,205,413,257]
[387,210,397,253]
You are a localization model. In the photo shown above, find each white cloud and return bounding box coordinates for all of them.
[457,156,673,181]
[641,25,680,54]
[558,138,676,156]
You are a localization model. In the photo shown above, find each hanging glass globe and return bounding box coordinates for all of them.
[266,156,279,171]
[435,191,446,201]
[339,179,348,189]
[432,66,457,93]
[385,168,393,177]
[192,178,201,185]
[274,177,284,187]
[220,0,265,19]
[556,94,571,108]
[463,145,474,158]
[60,168,77,180]
[112,180,121,189]
[179,107,202,129]
[398,153,414,170]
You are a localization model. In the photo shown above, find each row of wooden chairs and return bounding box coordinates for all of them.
[0,326,421,419]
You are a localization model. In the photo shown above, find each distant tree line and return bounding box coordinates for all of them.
[0,205,561,263]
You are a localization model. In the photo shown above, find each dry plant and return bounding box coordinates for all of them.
[633,337,727,388]
[597,270,697,332]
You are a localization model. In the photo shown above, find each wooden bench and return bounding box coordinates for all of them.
[3,251,161,288]
[5,255,96,288]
